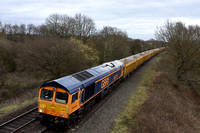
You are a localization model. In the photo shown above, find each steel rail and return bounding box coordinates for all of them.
[0,106,38,127]
[11,118,36,133]
[0,106,38,132]
[39,127,48,133]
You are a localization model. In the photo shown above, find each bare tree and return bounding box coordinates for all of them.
[129,39,143,54]
[3,24,13,40]
[13,24,20,34]
[27,24,35,35]
[0,21,2,32]
[59,15,73,38]
[45,13,61,36]
[0,21,5,38]
[38,24,49,36]
[155,20,200,82]
[98,26,130,62]
[72,14,96,41]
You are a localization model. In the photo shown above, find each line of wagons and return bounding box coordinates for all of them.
[38,47,165,128]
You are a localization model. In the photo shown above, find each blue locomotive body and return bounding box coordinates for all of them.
[80,60,123,104]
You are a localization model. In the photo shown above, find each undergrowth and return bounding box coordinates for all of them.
[111,53,200,133]
[0,97,37,116]
[111,56,160,133]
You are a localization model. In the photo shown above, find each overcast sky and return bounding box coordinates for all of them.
[1,0,200,40]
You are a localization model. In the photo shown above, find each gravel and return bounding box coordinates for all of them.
[67,55,159,133]
[18,120,45,133]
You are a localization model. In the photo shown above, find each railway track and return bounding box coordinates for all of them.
[0,82,123,133]
[64,80,123,133]
[39,127,48,133]
[0,107,39,133]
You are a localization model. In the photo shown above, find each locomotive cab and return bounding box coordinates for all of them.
[38,87,69,116]
[38,86,80,127]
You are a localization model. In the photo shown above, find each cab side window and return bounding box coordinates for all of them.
[71,92,78,103]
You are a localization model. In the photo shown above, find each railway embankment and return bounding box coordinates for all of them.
[112,53,200,133]
[67,52,161,133]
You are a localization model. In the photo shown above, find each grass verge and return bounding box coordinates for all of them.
[111,56,160,133]
[0,97,37,116]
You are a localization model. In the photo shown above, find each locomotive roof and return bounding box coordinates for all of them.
[41,60,123,94]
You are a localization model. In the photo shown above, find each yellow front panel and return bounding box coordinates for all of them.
[38,100,69,118]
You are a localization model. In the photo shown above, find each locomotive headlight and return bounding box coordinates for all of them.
[39,109,44,113]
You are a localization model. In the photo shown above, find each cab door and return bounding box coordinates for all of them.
[70,91,80,113]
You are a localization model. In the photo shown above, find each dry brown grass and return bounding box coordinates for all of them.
[0,72,40,101]
[0,87,38,109]
[130,55,200,133]
[0,72,41,112]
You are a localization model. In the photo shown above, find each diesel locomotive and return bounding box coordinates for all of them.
[38,48,165,127]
